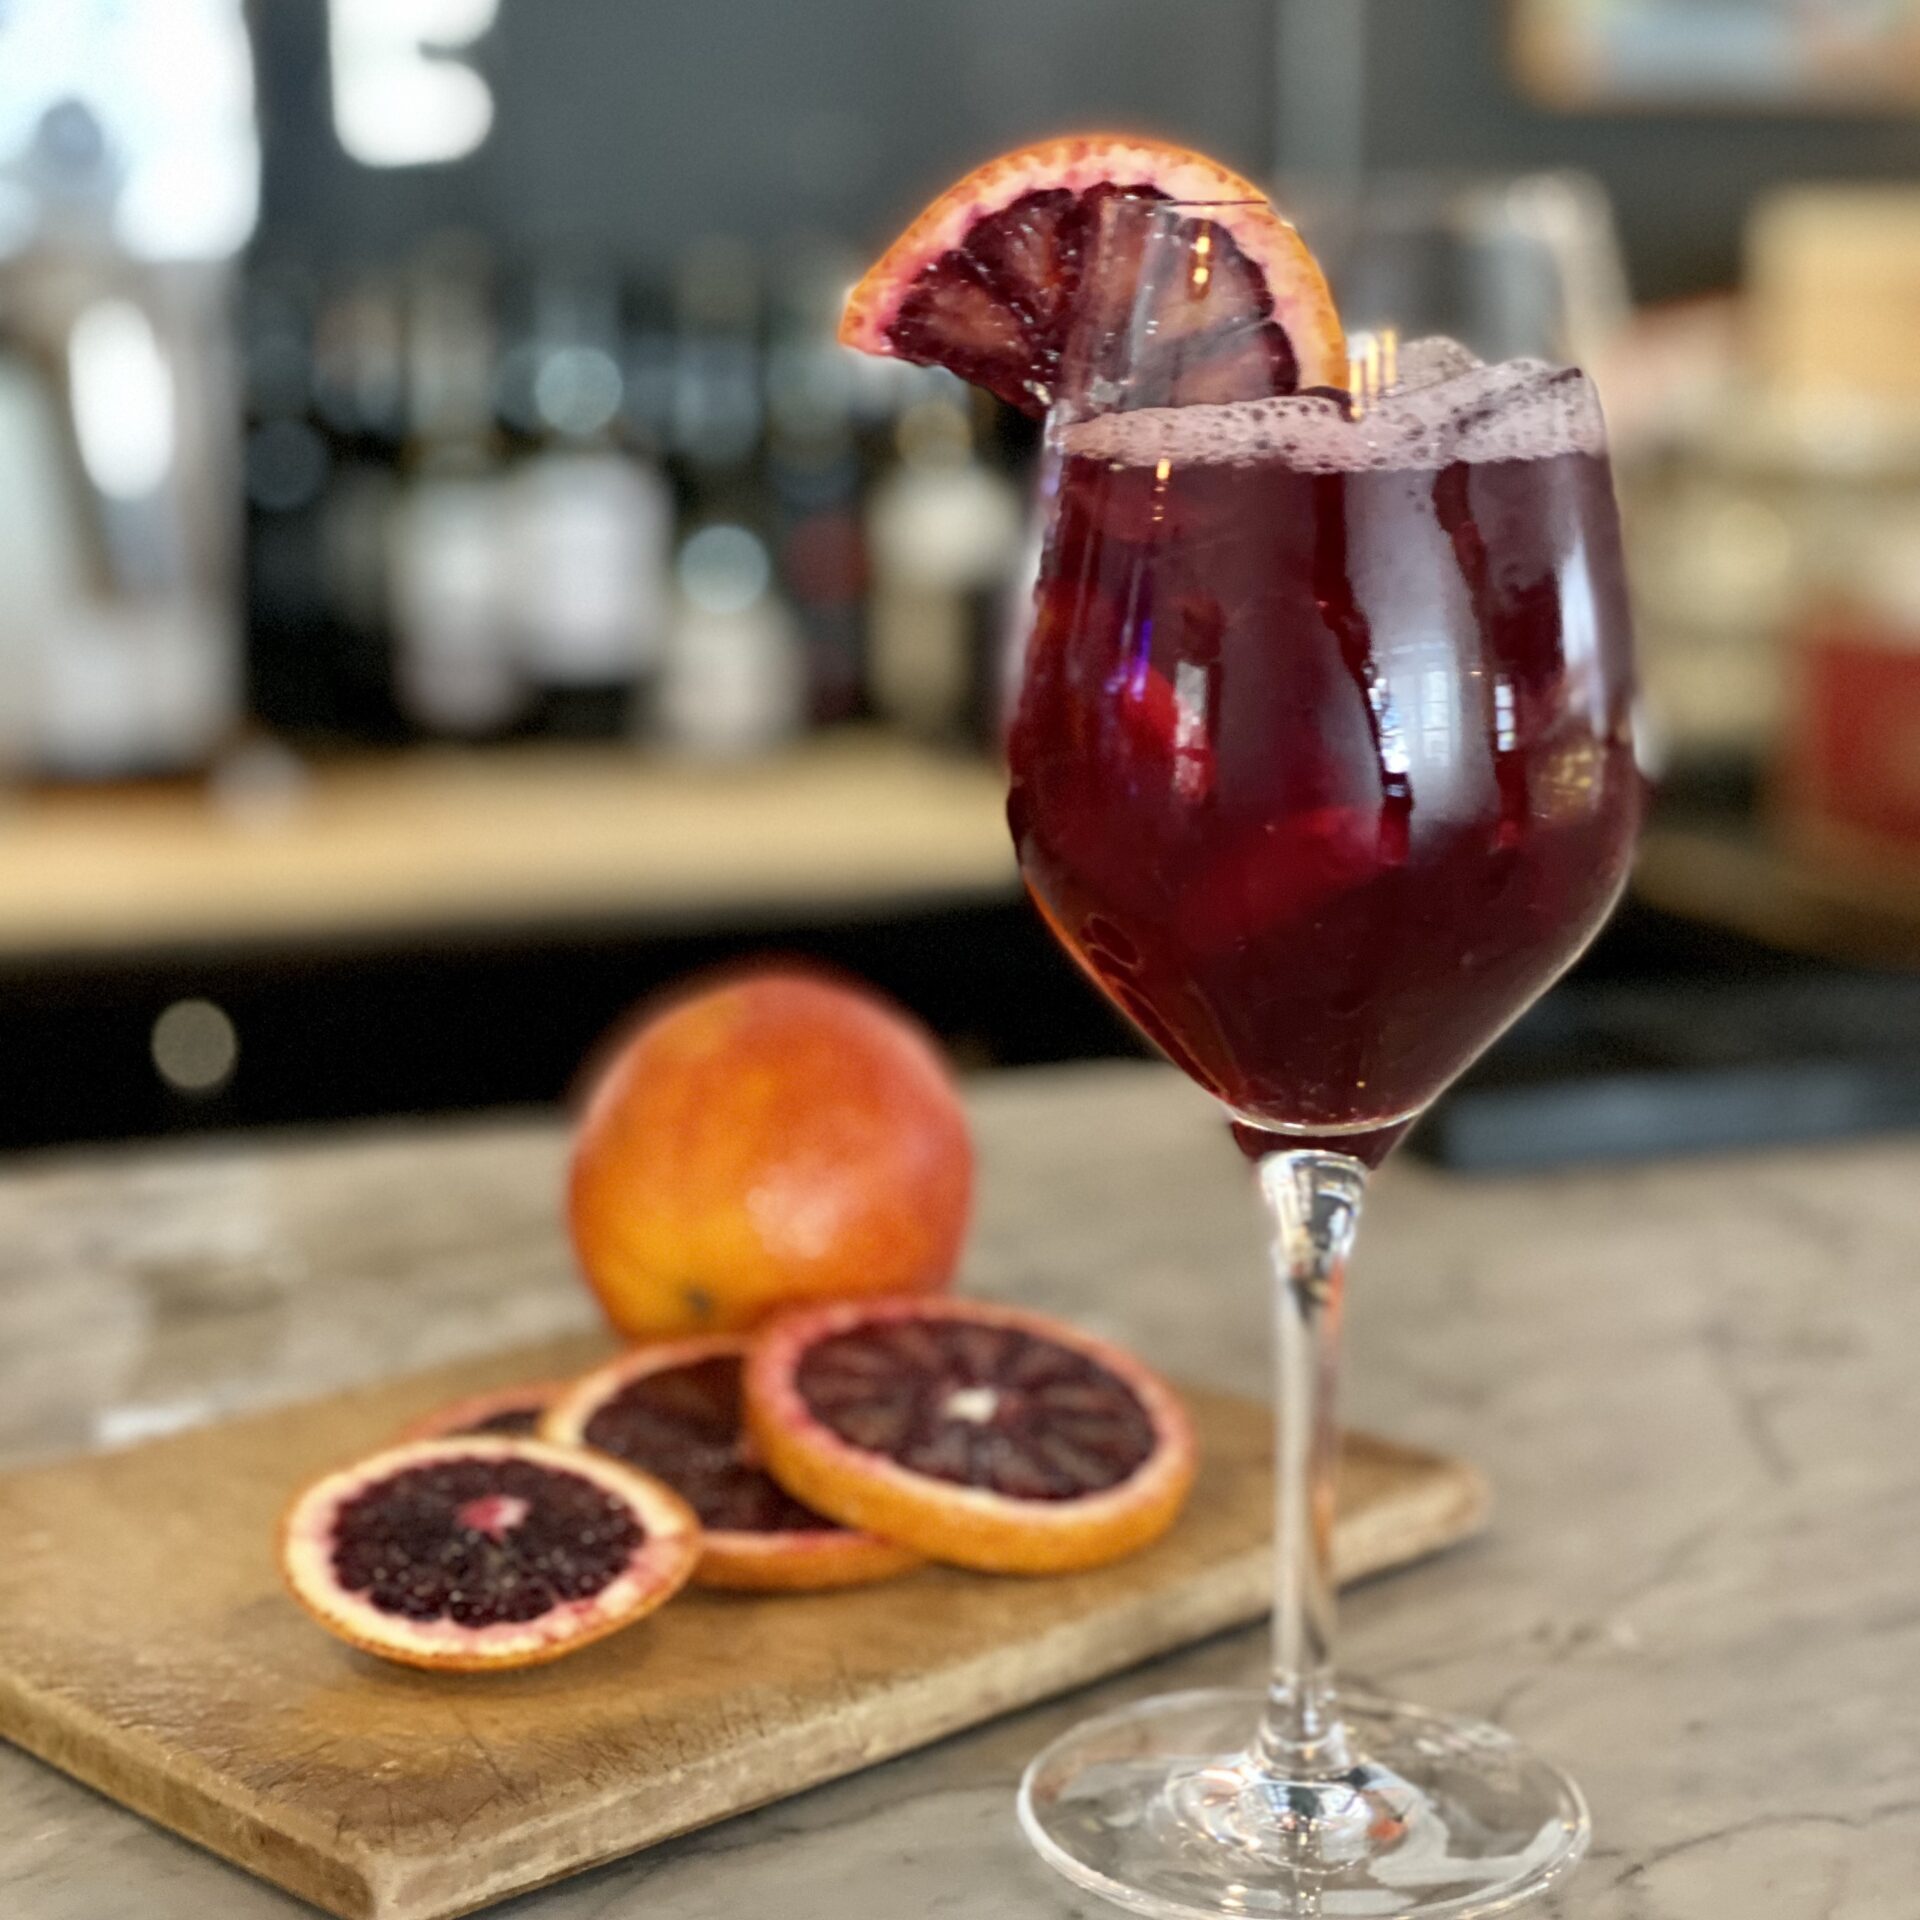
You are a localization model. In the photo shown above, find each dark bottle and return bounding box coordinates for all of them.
[387,236,523,741]
[311,270,409,742]
[766,242,868,726]
[669,237,766,527]
[241,263,339,736]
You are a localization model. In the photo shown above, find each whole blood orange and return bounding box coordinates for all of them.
[568,972,972,1339]
[544,1337,921,1591]
[745,1296,1196,1575]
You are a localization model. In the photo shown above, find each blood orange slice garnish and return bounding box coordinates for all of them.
[281,1436,700,1670]
[839,134,1345,417]
[544,1337,921,1591]
[745,1297,1196,1575]
[394,1380,569,1444]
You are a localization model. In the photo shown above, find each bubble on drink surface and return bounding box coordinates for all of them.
[1390,334,1482,392]
[1061,336,1607,473]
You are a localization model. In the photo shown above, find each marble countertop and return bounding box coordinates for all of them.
[2,1061,1916,1919]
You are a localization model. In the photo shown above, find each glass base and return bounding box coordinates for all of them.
[1018,1688,1589,1919]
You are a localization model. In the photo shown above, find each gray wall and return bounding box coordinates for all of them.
[254,0,1277,265]
[254,0,1920,299]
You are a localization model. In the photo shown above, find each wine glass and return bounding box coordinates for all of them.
[1008,195,1641,1917]
[1285,169,1634,373]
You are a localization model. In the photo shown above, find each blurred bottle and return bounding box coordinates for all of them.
[1779,499,1920,877]
[241,265,337,737]
[388,237,521,740]
[766,242,868,724]
[498,264,672,738]
[312,270,407,740]
[620,278,677,471]
[865,381,1023,749]
[0,0,260,778]
[0,339,76,777]
[670,238,765,525]
[654,238,807,758]
[655,521,805,758]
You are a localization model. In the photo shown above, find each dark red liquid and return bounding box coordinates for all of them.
[1007,435,1641,1155]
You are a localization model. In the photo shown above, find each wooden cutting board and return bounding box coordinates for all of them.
[0,1335,1488,1920]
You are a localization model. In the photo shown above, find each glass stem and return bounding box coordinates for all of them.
[1253,1149,1367,1777]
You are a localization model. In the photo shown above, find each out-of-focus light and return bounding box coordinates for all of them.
[0,0,259,261]
[117,143,259,261]
[329,0,499,168]
[533,346,623,438]
[69,299,175,500]
[151,998,238,1094]
[678,524,770,615]
[207,738,313,834]
[1348,329,1397,414]
[245,418,330,512]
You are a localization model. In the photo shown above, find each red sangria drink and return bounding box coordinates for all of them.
[1008,344,1641,1160]
[836,142,1634,1917]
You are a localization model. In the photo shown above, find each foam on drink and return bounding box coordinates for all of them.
[1059,337,1607,474]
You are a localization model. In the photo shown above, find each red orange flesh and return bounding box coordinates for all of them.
[545,1337,921,1591]
[745,1295,1197,1576]
[840,133,1345,415]
[281,1436,700,1671]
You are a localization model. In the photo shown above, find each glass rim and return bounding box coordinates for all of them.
[1111,192,1269,211]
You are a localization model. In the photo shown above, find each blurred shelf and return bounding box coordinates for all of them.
[0,735,1019,965]
[1636,819,1920,968]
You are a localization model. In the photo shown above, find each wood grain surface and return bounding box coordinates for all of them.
[0,1334,1485,1920]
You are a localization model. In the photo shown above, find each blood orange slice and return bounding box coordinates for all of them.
[840,134,1344,417]
[745,1297,1196,1575]
[394,1380,569,1443]
[281,1436,700,1670]
[544,1337,921,1591]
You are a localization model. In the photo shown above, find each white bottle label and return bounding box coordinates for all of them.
[506,450,672,686]
[390,471,520,734]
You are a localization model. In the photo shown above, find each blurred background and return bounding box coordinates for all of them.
[9,0,1920,1163]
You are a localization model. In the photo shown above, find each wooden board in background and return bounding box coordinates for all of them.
[0,1336,1488,1920]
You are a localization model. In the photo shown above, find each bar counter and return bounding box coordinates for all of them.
[2,1063,1915,1916]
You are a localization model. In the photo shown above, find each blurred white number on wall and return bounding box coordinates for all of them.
[329,0,501,169]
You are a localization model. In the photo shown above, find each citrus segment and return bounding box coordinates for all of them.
[839,134,1345,416]
[745,1296,1196,1575]
[395,1380,569,1443]
[281,1436,700,1670]
[544,1338,921,1591]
